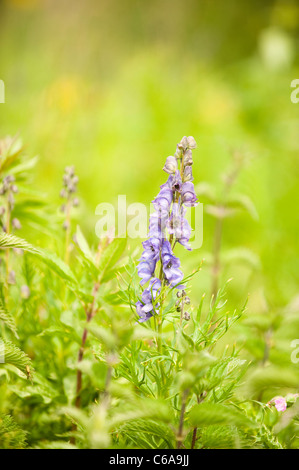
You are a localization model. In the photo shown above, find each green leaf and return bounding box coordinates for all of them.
[0,302,18,338]
[9,156,38,176]
[75,226,94,261]
[109,399,173,429]
[0,339,32,376]
[0,232,77,284]
[189,402,256,429]
[118,419,176,449]
[0,414,27,449]
[97,237,127,283]
[87,324,116,350]
[244,366,299,397]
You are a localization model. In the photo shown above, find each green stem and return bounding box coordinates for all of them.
[64,198,71,265]
[177,388,189,448]
[4,198,11,302]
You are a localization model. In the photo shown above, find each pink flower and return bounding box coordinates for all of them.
[274,397,287,412]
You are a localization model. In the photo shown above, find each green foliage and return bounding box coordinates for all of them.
[0,340,32,377]
[0,415,27,449]
[0,135,297,450]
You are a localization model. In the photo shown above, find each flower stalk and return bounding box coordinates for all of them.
[135,136,198,330]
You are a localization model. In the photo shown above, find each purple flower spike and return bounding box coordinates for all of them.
[135,136,198,321]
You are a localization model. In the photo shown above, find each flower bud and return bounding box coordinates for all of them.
[6,175,15,183]
[21,284,30,299]
[183,166,193,182]
[183,149,193,166]
[163,156,177,174]
[183,311,191,321]
[73,197,79,207]
[12,218,22,230]
[187,136,197,149]
[65,165,75,176]
[174,145,183,159]
[178,136,188,151]
[8,270,16,285]
[8,192,15,210]
[184,296,190,304]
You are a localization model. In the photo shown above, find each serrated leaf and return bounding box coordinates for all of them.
[189,402,256,429]
[0,339,32,376]
[0,233,77,284]
[0,414,27,449]
[0,302,18,338]
[118,419,176,449]
[97,237,126,283]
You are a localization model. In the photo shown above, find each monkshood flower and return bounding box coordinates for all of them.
[167,204,192,250]
[142,238,161,261]
[135,136,198,323]
[181,181,198,207]
[136,278,161,322]
[183,166,194,182]
[152,185,173,212]
[163,156,177,174]
[137,256,156,286]
[161,240,184,287]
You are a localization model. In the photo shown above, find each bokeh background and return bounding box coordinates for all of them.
[1,0,299,315]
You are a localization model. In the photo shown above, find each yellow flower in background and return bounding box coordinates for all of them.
[6,0,41,9]
[45,77,82,114]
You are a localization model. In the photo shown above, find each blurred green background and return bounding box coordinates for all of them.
[0,0,299,311]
